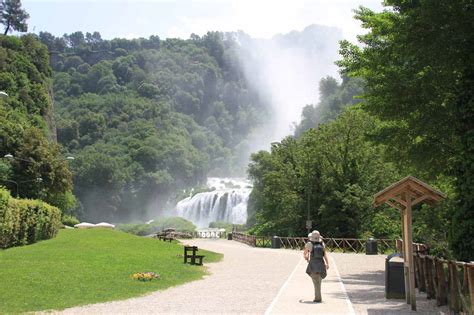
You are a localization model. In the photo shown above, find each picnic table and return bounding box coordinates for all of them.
[156,234,174,242]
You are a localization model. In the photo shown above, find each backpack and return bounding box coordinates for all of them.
[311,242,324,259]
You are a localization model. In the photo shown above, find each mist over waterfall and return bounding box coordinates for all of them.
[229,25,343,171]
[173,26,342,226]
[175,178,251,228]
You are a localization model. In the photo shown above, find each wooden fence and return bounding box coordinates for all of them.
[278,236,397,253]
[231,233,397,253]
[414,254,474,314]
[232,232,257,247]
[231,233,272,247]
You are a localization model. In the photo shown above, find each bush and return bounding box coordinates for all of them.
[0,188,61,248]
[61,214,80,227]
[150,217,196,233]
[116,223,154,236]
[117,217,197,236]
[208,221,233,231]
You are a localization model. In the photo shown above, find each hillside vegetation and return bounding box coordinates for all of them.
[37,31,267,222]
[0,34,74,211]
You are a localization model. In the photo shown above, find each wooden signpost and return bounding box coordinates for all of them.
[373,176,446,311]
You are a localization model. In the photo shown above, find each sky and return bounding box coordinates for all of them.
[22,0,384,41]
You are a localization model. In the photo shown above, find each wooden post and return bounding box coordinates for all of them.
[396,238,402,253]
[425,257,435,299]
[414,255,419,288]
[405,195,416,310]
[401,209,410,304]
[418,256,426,292]
[448,261,461,313]
[435,258,448,306]
[468,263,474,313]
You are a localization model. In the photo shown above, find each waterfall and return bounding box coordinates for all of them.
[175,178,251,228]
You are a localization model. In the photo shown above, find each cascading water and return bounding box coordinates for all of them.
[175,177,251,228]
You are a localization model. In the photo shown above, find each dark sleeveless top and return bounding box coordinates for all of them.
[305,241,327,278]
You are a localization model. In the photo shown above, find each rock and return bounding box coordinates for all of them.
[74,222,95,229]
[95,222,115,228]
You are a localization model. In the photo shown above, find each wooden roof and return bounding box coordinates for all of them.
[373,176,446,208]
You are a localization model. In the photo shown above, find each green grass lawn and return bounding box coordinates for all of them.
[0,229,222,313]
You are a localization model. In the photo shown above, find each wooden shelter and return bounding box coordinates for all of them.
[373,176,446,311]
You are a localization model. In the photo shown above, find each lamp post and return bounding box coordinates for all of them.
[2,154,45,197]
[0,179,19,197]
[4,153,74,163]
[305,158,312,235]
[3,153,34,163]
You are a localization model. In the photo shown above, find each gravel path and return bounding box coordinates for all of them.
[57,239,301,314]
[54,240,449,315]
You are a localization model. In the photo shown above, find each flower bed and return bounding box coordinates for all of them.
[131,272,161,282]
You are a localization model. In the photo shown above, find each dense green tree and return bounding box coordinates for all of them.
[337,1,473,260]
[248,109,399,237]
[0,35,74,211]
[0,0,29,35]
[294,75,364,137]
[64,31,85,50]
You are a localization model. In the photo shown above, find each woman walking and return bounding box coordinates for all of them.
[304,230,329,303]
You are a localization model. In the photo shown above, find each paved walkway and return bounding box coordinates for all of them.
[57,239,448,314]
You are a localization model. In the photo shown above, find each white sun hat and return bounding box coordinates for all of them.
[309,230,323,242]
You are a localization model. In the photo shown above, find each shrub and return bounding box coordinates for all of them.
[208,221,233,231]
[61,214,80,227]
[0,188,61,248]
[150,217,196,233]
[117,217,197,236]
[116,223,154,236]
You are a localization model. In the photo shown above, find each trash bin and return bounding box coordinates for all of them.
[271,236,281,249]
[385,253,405,299]
[227,232,232,240]
[366,238,378,255]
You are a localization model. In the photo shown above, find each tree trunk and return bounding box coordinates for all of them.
[4,22,10,35]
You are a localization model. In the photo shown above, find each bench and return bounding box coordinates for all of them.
[184,246,205,266]
[193,255,205,266]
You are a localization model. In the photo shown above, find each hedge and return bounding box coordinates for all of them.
[0,188,61,249]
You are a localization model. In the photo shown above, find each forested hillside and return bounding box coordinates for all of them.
[38,31,267,221]
[0,35,74,211]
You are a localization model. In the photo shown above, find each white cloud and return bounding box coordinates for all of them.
[165,0,383,41]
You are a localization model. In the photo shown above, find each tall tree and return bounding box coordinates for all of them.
[337,1,473,260]
[248,109,399,238]
[0,0,29,35]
